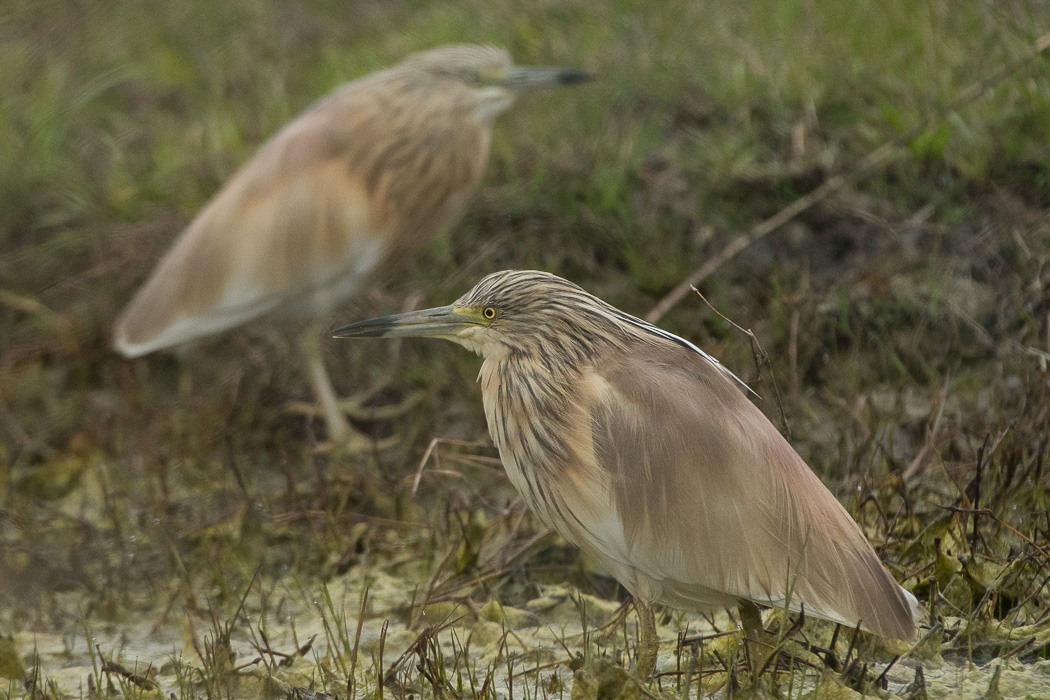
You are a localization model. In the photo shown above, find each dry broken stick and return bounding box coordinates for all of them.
[690,286,791,438]
[647,29,1050,324]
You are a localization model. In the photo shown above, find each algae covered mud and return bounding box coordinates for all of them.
[3,447,1050,699]
[6,564,1050,699]
[3,0,1050,698]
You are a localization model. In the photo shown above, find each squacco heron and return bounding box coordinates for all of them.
[333,270,924,678]
[113,46,589,444]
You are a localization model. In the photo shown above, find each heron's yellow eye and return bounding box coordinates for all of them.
[482,306,498,320]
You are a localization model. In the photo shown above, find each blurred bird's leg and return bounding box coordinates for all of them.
[336,293,428,421]
[634,600,660,680]
[300,325,352,441]
[291,326,401,452]
[296,325,361,447]
[288,325,418,435]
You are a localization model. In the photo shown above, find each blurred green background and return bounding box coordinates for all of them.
[1,0,1049,697]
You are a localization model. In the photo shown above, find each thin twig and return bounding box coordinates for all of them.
[936,505,1050,564]
[691,287,790,436]
[646,143,897,323]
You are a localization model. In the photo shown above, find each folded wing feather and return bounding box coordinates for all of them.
[113,102,379,356]
[566,342,919,639]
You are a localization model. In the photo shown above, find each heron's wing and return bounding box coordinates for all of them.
[112,98,382,355]
[114,82,488,356]
[567,342,919,639]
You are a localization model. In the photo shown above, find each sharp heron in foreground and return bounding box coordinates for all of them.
[333,270,924,677]
[113,46,590,444]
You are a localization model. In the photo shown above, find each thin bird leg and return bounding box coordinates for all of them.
[299,325,353,442]
[634,600,660,680]
[738,599,765,676]
[337,294,430,421]
[296,327,402,452]
[288,329,416,452]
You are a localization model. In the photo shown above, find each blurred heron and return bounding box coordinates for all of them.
[113,46,590,445]
[333,270,924,678]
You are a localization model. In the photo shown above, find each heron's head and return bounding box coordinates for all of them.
[396,45,592,120]
[333,270,633,361]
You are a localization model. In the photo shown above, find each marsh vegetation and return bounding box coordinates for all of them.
[2,1,1050,697]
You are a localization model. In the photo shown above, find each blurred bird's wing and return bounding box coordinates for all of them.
[113,98,382,356]
[561,343,920,639]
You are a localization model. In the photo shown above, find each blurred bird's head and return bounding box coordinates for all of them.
[396,45,592,120]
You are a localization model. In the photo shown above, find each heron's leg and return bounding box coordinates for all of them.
[738,599,765,675]
[294,327,403,453]
[300,325,353,441]
[289,325,422,422]
[336,291,426,420]
[634,600,660,680]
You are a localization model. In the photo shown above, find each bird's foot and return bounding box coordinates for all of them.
[317,432,402,455]
[338,389,425,421]
[285,395,403,453]
[287,389,424,423]
[312,415,401,455]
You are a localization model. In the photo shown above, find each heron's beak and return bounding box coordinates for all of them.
[502,66,593,91]
[332,306,477,340]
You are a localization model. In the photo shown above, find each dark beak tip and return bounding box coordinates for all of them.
[560,69,595,85]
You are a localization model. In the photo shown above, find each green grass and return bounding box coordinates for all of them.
[2,0,1050,698]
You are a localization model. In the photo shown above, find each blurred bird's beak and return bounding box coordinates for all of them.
[332,306,477,340]
[502,66,593,91]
